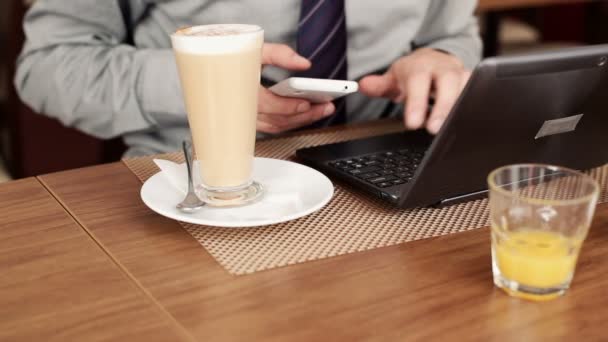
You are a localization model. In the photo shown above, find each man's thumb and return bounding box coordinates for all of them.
[262,43,311,71]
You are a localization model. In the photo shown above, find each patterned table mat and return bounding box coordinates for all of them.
[123,120,608,275]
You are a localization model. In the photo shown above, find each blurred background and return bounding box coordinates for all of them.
[2,0,608,183]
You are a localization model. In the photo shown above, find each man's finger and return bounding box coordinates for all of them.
[256,121,283,134]
[460,70,472,91]
[358,72,399,98]
[426,71,461,134]
[262,43,311,70]
[259,87,311,115]
[403,72,432,130]
[259,103,334,131]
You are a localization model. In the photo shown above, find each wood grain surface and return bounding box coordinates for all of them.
[0,178,191,341]
[38,161,608,341]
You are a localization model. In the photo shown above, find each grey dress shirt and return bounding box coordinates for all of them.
[15,0,481,156]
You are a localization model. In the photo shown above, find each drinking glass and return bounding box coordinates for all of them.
[171,24,264,206]
[488,164,599,301]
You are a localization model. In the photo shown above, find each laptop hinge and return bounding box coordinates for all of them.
[433,189,489,208]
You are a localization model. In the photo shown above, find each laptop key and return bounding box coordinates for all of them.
[349,169,364,175]
[358,172,381,179]
[364,160,380,166]
[397,172,409,179]
[369,175,398,183]
[377,182,393,188]
[353,164,365,169]
[379,169,394,175]
[355,165,381,173]
[392,179,405,185]
[382,163,396,169]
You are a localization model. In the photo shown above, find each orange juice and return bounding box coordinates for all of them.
[492,226,583,300]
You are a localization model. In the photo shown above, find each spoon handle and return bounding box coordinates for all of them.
[182,140,195,194]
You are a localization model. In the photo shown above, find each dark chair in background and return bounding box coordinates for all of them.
[1,0,125,179]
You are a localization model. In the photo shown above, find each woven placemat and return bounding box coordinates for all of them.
[124,119,608,275]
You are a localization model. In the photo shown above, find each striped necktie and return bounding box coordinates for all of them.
[296,0,348,126]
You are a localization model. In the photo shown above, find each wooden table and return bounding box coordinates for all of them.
[0,179,188,341]
[3,129,608,341]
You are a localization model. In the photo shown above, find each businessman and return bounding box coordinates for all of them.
[16,1,481,156]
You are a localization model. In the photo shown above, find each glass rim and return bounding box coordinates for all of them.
[171,24,263,39]
[487,163,600,206]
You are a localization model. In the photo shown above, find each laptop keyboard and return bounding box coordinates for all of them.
[328,148,426,188]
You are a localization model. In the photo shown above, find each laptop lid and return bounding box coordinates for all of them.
[400,44,608,208]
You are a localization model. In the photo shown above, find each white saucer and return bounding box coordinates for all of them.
[140,158,334,227]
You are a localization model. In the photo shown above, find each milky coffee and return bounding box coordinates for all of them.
[171,25,263,189]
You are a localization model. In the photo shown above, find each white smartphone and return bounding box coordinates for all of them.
[269,77,359,103]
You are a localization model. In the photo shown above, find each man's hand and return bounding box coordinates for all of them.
[256,43,335,134]
[359,48,471,134]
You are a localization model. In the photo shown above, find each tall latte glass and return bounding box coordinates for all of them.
[171,25,264,206]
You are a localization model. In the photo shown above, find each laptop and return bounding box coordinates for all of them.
[296,45,608,208]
